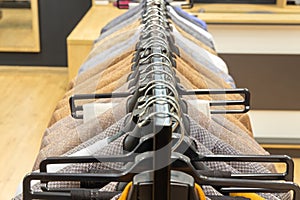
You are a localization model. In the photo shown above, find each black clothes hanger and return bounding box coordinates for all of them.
[24,151,300,199]
[69,87,250,119]
[114,0,194,9]
[38,133,294,183]
[25,118,292,190]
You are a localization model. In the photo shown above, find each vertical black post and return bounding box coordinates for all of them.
[142,1,173,199]
[153,125,172,200]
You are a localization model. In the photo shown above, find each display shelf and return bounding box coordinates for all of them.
[189,3,300,14]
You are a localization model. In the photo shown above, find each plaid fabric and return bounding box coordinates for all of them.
[44,116,82,137]
[211,113,276,173]
[189,116,271,173]
[65,114,130,156]
[202,186,223,196]
[111,193,122,200]
[186,101,267,156]
[33,101,130,170]
[188,117,291,200]
[99,182,118,192]
[13,116,129,199]
[47,121,129,189]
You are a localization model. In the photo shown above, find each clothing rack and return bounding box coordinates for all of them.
[20,0,300,199]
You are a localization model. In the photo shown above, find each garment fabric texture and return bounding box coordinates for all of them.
[100,3,143,34]
[173,25,230,77]
[173,6,207,30]
[167,6,215,50]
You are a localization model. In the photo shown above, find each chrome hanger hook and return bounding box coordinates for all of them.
[140,81,179,101]
[138,111,185,152]
[139,69,175,84]
[139,62,174,75]
[139,52,172,66]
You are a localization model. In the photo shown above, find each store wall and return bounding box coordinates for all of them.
[0,0,92,66]
[208,24,300,110]
[221,54,300,110]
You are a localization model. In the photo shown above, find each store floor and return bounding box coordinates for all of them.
[0,66,299,199]
[0,66,68,199]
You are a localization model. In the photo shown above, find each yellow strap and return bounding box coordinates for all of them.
[118,182,207,200]
[230,193,266,200]
[118,182,132,200]
[195,183,207,200]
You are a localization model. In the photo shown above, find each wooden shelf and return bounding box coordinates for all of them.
[189,3,300,14]
[262,144,300,149]
[188,3,300,24]
[193,12,300,24]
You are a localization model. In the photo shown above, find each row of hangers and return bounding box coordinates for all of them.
[114,0,194,9]
[22,0,300,199]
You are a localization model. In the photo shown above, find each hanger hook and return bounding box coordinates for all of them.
[139,68,175,84]
[138,111,186,152]
[139,61,174,74]
[139,52,172,66]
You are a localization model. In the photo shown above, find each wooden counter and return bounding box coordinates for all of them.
[190,3,300,14]
[189,3,300,25]
[67,5,126,80]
